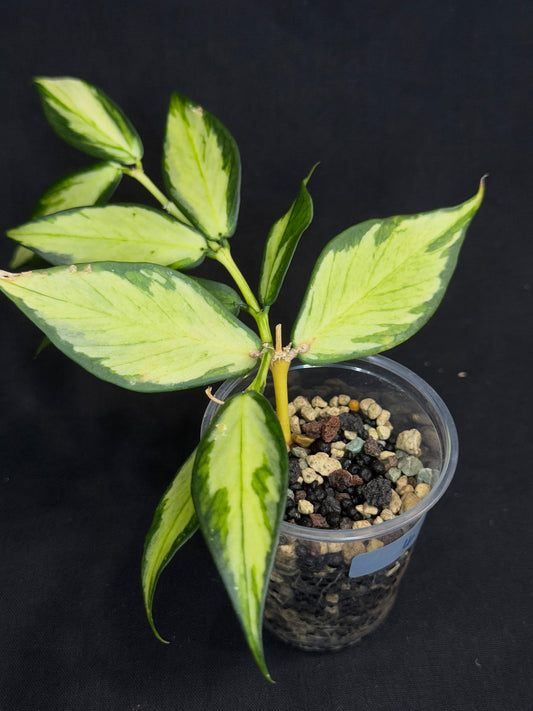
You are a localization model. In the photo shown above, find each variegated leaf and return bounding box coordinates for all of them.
[258,167,315,306]
[292,182,484,363]
[189,277,243,315]
[34,76,143,164]
[31,162,123,218]
[10,162,123,269]
[163,93,241,239]
[7,204,207,268]
[0,263,260,392]
[192,391,288,681]
[142,448,199,642]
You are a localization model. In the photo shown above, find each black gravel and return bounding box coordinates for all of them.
[285,407,398,529]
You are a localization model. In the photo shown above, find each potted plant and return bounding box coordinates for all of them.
[0,77,483,681]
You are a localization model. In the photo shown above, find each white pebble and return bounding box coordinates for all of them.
[400,492,421,513]
[376,409,391,426]
[302,468,324,484]
[352,520,372,529]
[376,425,392,440]
[292,395,310,412]
[289,415,301,434]
[356,502,379,518]
[300,405,317,422]
[367,402,383,420]
[415,483,431,499]
[306,452,342,477]
[338,394,351,406]
[298,499,314,515]
[311,396,328,408]
[359,398,375,414]
[396,428,422,456]
[326,406,341,416]
[380,508,395,521]
[389,489,402,514]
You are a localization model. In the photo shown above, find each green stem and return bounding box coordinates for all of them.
[123,166,192,224]
[248,349,273,393]
[213,246,272,345]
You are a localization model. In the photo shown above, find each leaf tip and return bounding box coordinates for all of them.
[145,606,170,644]
[304,162,320,185]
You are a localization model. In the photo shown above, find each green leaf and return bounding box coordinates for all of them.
[7,204,207,268]
[163,92,241,239]
[142,448,199,643]
[10,162,123,269]
[292,182,485,363]
[31,162,123,219]
[192,391,288,681]
[0,262,261,392]
[9,246,42,270]
[34,76,143,164]
[258,167,315,306]
[189,277,243,315]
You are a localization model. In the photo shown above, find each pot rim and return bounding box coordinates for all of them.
[201,355,459,542]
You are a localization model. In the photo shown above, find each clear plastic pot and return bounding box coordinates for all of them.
[201,356,458,652]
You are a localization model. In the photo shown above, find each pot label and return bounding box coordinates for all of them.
[349,514,426,578]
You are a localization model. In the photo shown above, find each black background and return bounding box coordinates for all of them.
[1,2,531,709]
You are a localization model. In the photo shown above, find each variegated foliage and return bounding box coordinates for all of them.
[1,75,484,681]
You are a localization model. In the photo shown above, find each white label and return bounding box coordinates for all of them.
[349,515,426,578]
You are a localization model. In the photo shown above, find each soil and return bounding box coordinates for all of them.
[265,392,432,651]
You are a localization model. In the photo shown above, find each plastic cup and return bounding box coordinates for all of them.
[201,356,458,651]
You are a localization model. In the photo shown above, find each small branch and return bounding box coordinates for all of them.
[123,166,193,225]
[248,349,273,394]
[212,245,273,346]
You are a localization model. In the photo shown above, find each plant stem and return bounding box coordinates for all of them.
[271,324,292,446]
[123,166,192,224]
[213,245,272,345]
[248,350,273,393]
[271,358,291,446]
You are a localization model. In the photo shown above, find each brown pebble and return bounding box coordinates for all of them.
[363,436,382,457]
[328,469,352,492]
[292,433,315,448]
[310,513,328,528]
[382,455,398,472]
[301,420,323,438]
[329,469,364,491]
[321,415,341,442]
[407,476,417,488]
[294,489,307,501]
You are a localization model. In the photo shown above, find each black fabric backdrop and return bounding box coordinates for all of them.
[0,2,531,709]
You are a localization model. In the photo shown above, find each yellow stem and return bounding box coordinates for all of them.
[271,357,291,446]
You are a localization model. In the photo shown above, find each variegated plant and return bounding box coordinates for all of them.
[0,77,484,681]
